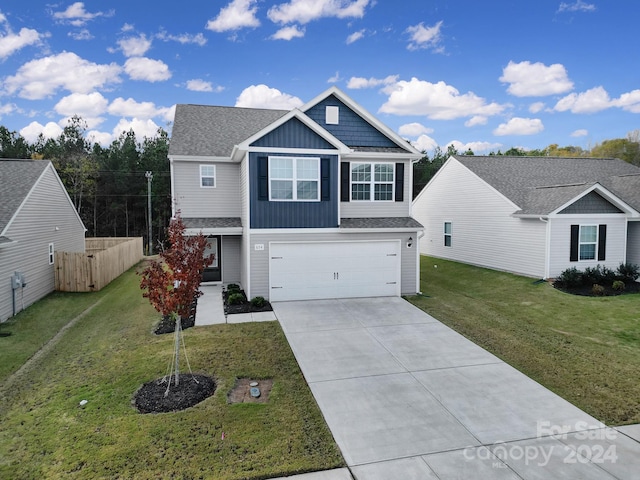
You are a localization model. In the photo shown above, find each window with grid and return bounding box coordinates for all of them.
[351,162,394,201]
[444,222,452,247]
[200,165,215,188]
[269,157,320,201]
[579,225,597,260]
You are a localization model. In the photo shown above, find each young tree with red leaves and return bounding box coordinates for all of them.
[140,214,214,389]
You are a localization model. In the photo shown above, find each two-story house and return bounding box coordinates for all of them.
[168,87,423,302]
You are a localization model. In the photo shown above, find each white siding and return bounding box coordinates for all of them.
[627,222,640,266]
[172,161,241,217]
[221,236,241,283]
[248,230,419,300]
[413,158,547,278]
[0,166,85,321]
[340,160,412,218]
[548,216,628,278]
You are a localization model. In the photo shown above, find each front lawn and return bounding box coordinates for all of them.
[407,256,640,426]
[0,265,343,479]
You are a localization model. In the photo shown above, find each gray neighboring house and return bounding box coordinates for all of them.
[413,155,640,279]
[169,86,424,301]
[0,160,86,322]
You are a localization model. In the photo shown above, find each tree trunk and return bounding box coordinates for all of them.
[174,315,181,386]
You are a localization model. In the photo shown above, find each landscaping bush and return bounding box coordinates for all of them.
[227,292,246,305]
[591,284,605,296]
[251,296,266,308]
[583,265,616,286]
[612,280,625,292]
[226,283,241,293]
[616,262,640,282]
[554,267,583,289]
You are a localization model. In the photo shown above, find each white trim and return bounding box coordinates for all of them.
[549,183,639,217]
[185,227,243,236]
[169,154,233,163]
[248,227,422,234]
[0,239,18,249]
[547,213,628,219]
[199,164,216,188]
[169,158,176,217]
[577,224,598,261]
[247,146,341,155]
[345,151,421,161]
[48,242,55,265]
[268,156,321,202]
[350,162,395,202]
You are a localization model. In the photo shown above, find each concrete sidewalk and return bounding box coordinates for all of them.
[273,297,640,480]
[194,284,278,326]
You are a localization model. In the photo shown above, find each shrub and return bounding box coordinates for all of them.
[583,265,616,286]
[612,280,625,292]
[227,292,246,305]
[226,283,241,293]
[554,267,583,289]
[250,296,266,308]
[591,284,605,296]
[616,262,640,282]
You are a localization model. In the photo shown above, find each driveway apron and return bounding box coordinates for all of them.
[274,297,640,480]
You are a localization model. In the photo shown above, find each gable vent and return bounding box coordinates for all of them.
[326,106,339,125]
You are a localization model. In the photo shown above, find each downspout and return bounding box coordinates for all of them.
[539,217,550,279]
[416,230,425,294]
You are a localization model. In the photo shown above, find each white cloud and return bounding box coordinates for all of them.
[86,129,113,147]
[124,57,171,82]
[20,121,63,143]
[379,77,508,120]
[52,2,114,27]
[271,25,305,40]
[558,1,596,13]
[464,116,488,127]
[235,84,303,109]
[3,52,122,100]
[118,34,152,57]
[529,102,545,113]
[613,89,640,113]
[69,28,93,40]
[267,0,370,25]
[412,134,438,153]
[186,79,223,92]
[398,122,433,137]
[571,129,589,137]
[500,61,574,97]
[121,23,135,33]
[0,14,49,59]
[157,31,207,46]
[108,97,172,119]
[448,140,502,154]
[493,117,544,136]
[554,86,611,113]
[206,0,260,32]
[327,71,341,83]
[0,102,18,118]
[405,21,443,52]
[347,75,399,89]
[58,115,104,129]
[346,29,365,44]
[54,92,108,117]
[112,117,163,139]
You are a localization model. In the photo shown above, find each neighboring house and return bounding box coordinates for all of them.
[0,160,86,322]
[168,86,423,302]
[413,155,640,279]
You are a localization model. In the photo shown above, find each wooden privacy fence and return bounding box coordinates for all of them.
[55,237,143,292]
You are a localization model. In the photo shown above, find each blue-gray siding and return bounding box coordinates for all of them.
[559,191,623,214]
[249,153,339,228]
[251,117,335,149]
[305,95,397,148]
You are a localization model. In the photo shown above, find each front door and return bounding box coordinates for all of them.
[202,236,221,282]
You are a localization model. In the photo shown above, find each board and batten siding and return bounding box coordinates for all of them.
[0,165,85,321]
[340,160,412,218]
[172,161,241,217]
[247,230,419,300]
[548,216,628,278]
[627,222,640,266]
[413,157,547,278]
[221,236,241,284]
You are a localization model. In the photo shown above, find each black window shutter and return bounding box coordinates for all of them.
[598,224,607,261]
[340,162,350,202]
[258,156,268,201]
[321,158,330,201]
[570,224,579,262]
[395,163,404,202]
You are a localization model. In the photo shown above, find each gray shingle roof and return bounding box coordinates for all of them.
[455,155,640,214]
[340,217,424,229]
[168,104,288,158]
[0,160,49,235]
[183,217,242,229]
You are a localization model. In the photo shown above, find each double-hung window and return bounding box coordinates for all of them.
[48,243,55,265]
[269,157,320,201]
[200,165,215,188]
[444,222,452,247]
[351,162,394,201]
[579,225,597,260]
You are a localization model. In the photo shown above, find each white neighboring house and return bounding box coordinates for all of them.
[412,155,640,279]
[0,160,86,322]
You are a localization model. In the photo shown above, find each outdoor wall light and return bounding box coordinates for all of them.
[407,236,413,248]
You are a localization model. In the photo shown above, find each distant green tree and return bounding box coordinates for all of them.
[590,133,640,165]
[0,126,31,158]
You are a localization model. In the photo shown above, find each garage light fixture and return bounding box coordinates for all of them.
[407,237,413,248]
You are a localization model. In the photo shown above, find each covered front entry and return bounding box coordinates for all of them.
[269,240,400,302]
[202,236,221,282]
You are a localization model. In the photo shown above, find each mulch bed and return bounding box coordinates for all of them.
[553,282,640,296]
[223,288,273,315]
[153,298,198,335]
[133,374,216,413]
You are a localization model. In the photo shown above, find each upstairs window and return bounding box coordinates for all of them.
[200,165,216,188]
[444,222,452,247]
[351,163,394,201]
[269,157,320,201]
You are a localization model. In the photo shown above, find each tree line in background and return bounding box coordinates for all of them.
[0,117,172,250]
[413,130,640,198]
[2,117,639,239]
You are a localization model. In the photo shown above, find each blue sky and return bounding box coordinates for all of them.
[1,1,638,154]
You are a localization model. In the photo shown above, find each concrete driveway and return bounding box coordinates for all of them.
[273,297,640,480]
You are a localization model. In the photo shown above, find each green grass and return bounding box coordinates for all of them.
[0,266,343,479]
[407,256,640,426]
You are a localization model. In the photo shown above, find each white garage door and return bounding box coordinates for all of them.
[269,241,401,301]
